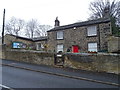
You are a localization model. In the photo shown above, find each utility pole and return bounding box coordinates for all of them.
[2,9,5,45]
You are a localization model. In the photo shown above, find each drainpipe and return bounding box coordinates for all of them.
[98,25,101,52]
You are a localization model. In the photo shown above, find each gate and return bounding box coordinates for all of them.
[54,51,64,66]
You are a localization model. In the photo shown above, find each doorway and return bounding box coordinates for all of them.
[72,45,79,53]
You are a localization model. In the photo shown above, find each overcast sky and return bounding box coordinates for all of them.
[0,0,95,26]
[0,0,98,37]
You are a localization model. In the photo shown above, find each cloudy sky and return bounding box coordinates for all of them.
[0,0,99,37]
[0,0,95,26]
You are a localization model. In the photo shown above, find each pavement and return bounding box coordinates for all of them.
[1,59,119,84]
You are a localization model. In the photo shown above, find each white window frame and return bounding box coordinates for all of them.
[88,43,97,52]
[36,43,41,50]
[57,44,63,53]
[36,43,44,50]
[57,31,63,39]
[87,26,97,36]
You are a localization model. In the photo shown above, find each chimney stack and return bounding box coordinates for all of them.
[103,7,110,18]
[54,17,60,27]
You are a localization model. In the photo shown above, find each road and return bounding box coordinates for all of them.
[1,59,119,88]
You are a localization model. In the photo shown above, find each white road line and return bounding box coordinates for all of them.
[0,84,14,90]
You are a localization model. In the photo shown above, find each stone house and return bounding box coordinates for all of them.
[47,18,112,53]
[3,34,47,51]
[2,18,119,53]
[33,37,47,51]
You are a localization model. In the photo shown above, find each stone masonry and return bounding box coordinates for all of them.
[47,18,112,53]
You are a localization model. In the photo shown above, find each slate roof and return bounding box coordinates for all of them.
[48,18,111,32]
[6,34,47,42]
[32,36,47,42]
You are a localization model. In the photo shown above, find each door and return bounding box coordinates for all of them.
[72,45,79,53]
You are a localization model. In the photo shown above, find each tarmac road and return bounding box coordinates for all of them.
[1,60,119,88]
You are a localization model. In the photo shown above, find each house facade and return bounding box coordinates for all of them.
[3,34,47,51]
[3,18,117,53]
[47,18,112,53]
[33,37,47,51]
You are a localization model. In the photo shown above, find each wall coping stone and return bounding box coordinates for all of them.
[9,49,55,54]
[5,49,120,56]
[65,52,120,56]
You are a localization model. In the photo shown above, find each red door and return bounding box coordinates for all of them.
[72,45,79,53]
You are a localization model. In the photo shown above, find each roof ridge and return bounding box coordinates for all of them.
[48,18,111,32]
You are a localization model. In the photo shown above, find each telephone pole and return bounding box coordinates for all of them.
[2,9,5,45]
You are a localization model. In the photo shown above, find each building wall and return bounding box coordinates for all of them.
[108,36,120,53]
[99,22,112,51]
[4,34,34,49]
[4,34,48,51]
[47,31,56,52]
[35,40,47,51]
[4,34,33,45]
[47,22,112,53]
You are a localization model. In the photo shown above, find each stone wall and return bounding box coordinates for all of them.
[4,34,34,49]
[2,49,54,66]
[64,53,120,74]
[4,34,33,45]
[3,34,47,51]
[1,49,119,74]
[108,36,120,53]
[47,22,112,53]
[35,40,48,51]
[99,22,112,51]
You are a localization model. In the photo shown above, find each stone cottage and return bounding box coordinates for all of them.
[47,18,112,53]
[2,18,119,53]
[3,34,47,51]
[33,36,47,51]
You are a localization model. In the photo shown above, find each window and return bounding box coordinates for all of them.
[36,43,44,50]
[57,44,63,52]
[88,43,97,52]
[57,31,63,39]
[87,26,97,36]
[36,43,41,50]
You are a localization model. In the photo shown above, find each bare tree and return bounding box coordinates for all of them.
[6,17,52,38]
[5,17,25,36]
[35,25,52,36]
[89,0,120,25]
[25,19,38,39]
[25,19,52,38]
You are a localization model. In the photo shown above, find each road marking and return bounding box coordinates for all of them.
[0,84,14,90]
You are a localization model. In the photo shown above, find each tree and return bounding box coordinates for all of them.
[35,25,52,36]
[89,0,120,36]
[5,17,25,36]
[5,17,52,38]
[89,0,120,21]
[25,19,52,38]
[25,19,38,39]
